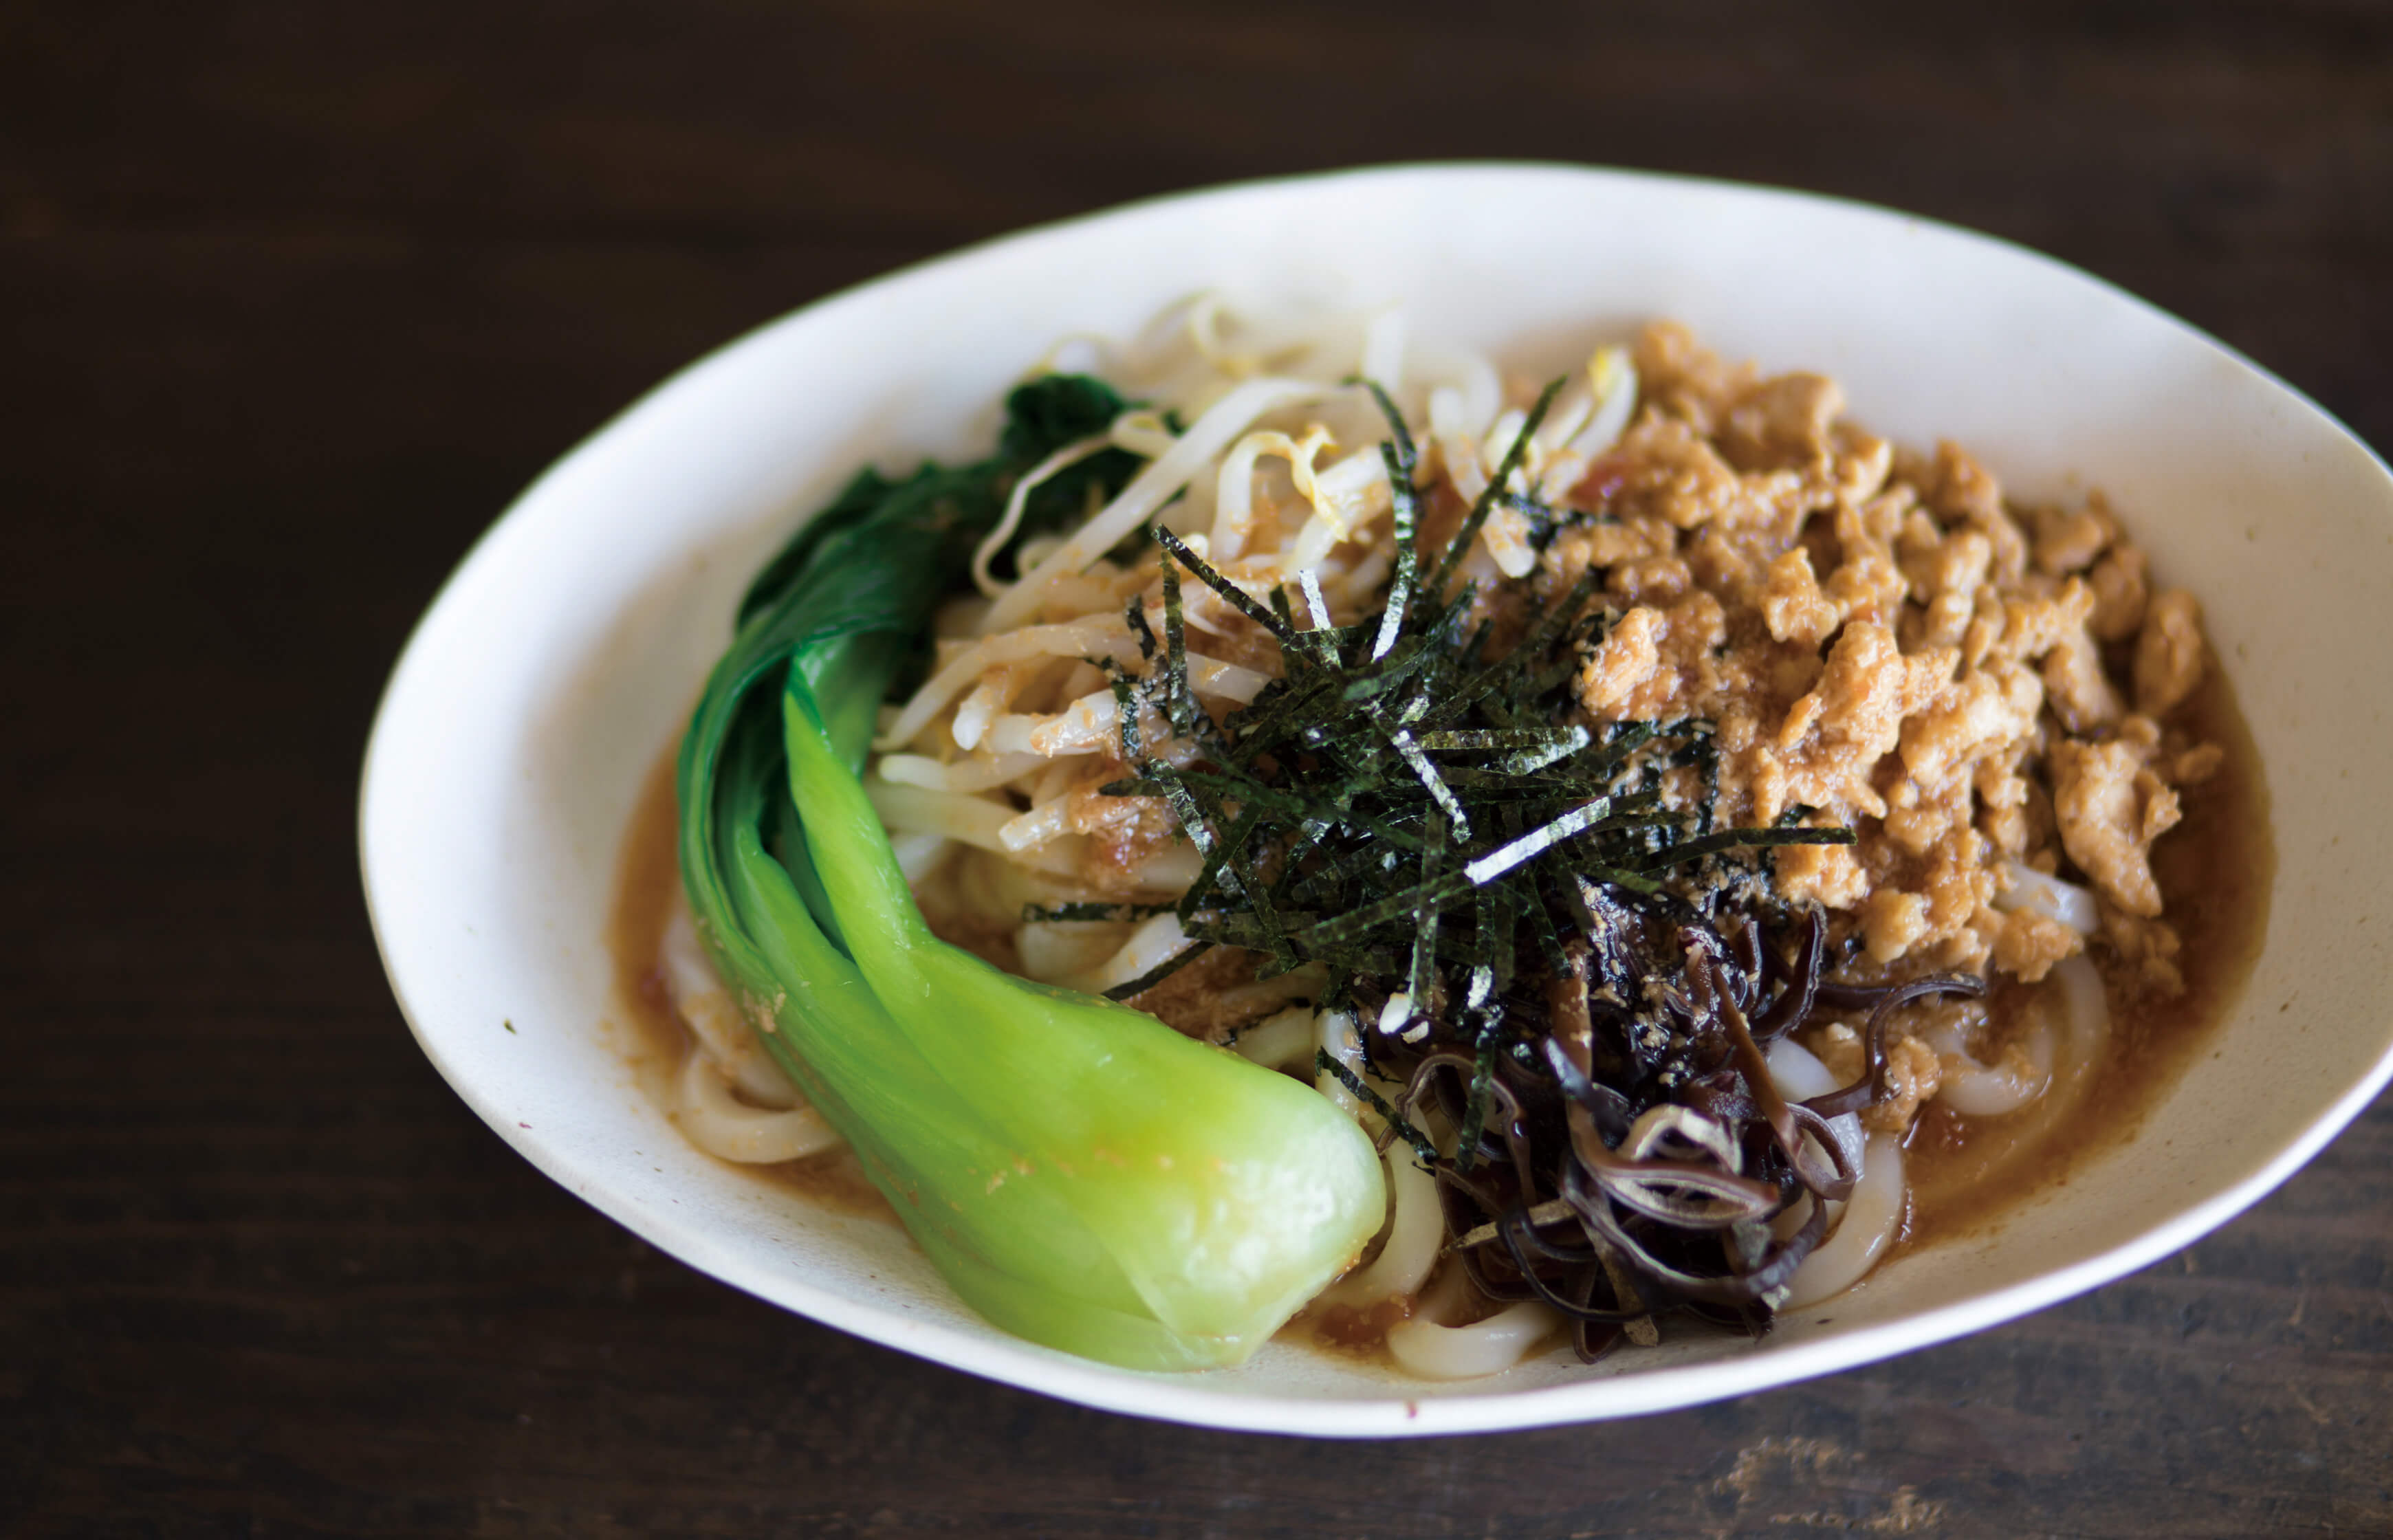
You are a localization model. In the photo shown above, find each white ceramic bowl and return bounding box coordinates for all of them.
[361,164,2393,1438]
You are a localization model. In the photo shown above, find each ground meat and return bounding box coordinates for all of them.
[2086,543,2150,642]
[1559,324,2217,1006]
[1577,605,1665,712]
[2051,736,2181,918]
[2134,588,2207,715]
[1126,947,1268,1042]
[1065,762,1177,896]
[1991,910,2077,984]
[1767,623,1954,822]
[1864,1037,1945,1134]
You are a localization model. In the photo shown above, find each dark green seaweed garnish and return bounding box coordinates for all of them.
[1070,375,2005,1361]
[1315,1050,1438,1166]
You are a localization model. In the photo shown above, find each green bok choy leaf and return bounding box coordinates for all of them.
[677,379,1385,1370]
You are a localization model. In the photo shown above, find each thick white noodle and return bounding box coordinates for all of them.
[1071,911,1190,996]
[981,377,1329,632]
[661,904,799,1108]
[1014,918,1135,984]
[1765,1035,1865,1176]
[1321,1152,1443,1305]
[1993,861,2102,936]
[1932,1020,2055,1116]
[1386,1301,1562,1381]
[1315,1009,1366,1117]
[890,833,953,886]
[1232,1004,1320,1072]
[1126,841,1204,894]
[673,1052,840,1165]
[1781,1133,1906,1310]
[659,903,838,1164]
[1934,952,2108,1116]
[2053,951,2108,1062]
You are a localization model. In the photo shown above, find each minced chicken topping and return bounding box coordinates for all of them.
[1550,323,2216,1000]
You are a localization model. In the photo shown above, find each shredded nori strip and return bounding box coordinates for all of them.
[1423,375,1565,598]
[1125,593,1157,663]
[1153,527,1301,650]
[1160,553,1196,737]
[1100,940,1214,1001]
[1315,1050,1438,1165]
[1040,375,1989,1351]
[1022,901,1174,923]
[1373,441,1422,663]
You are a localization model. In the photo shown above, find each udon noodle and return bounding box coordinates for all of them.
[648,295,2240,1377]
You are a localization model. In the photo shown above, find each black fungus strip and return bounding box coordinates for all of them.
[1036,383,1937,1356]
[1496,1213,1660,1324]
[1748,908,1826,1044]
[1803,971,1988,1119]
[1452,1032,1498,1176]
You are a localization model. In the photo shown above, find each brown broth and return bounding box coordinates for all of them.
[604,747,894,1223]
[602,651,2273,1310]
[1900,663,2273,1251]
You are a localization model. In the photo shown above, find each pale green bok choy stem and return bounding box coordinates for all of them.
[676,378,1385,1370]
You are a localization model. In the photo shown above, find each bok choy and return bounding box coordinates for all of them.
[677,379,1385,1371]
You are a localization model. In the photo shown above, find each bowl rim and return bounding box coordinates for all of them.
[361,160,2393,1438]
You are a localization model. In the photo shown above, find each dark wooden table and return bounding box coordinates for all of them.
[6,3,2388,1535]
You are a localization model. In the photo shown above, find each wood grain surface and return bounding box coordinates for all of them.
[3,3,2387,1535]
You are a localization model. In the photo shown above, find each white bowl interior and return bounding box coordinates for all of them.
[362,164,2393,1437]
